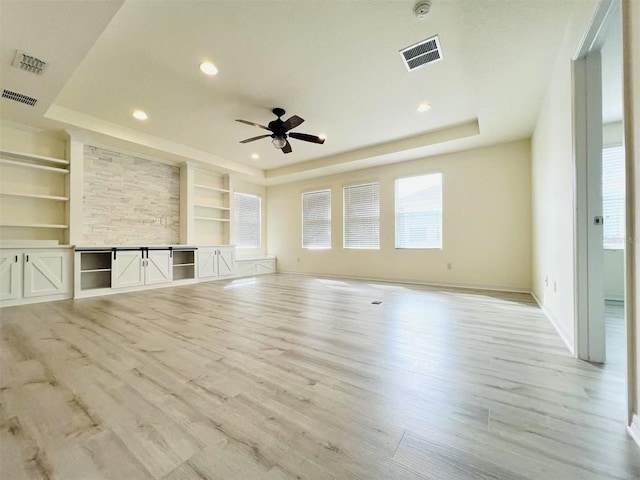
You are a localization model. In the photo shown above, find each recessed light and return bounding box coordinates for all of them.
[132,110,148,120]
[417,103,431,112]
[251,153,259,160]
[200,62,218,75]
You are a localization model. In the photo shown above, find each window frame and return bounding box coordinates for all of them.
[342,181,381,250]
[394,172,443,250]
[233,192,262,249]
[301,188,332,250]
[602,144,625,250]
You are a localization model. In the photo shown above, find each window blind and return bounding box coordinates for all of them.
[302,189,331,249]
[395,173,442,249]
[343,182,380,249]
[234,193,261,249]
[602,145,625,250]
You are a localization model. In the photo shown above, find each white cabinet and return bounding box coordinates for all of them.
[0,250,21,300]
[112,250,143,289]
[146,249,173,285]
[24,250,73,298]
[111,249,173,289]
[198,246,235,279]
[0,247,73,306]
[235,256,276,278]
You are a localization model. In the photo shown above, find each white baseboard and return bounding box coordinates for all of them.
[276,270,531,294]
[627,415,640,450]
[531,292,576,356]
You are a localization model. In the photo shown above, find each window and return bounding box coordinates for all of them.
[302,189,331,249]
[602,145,625,249]
[234,193,261,248]
[343,182,380,249]
[395,173,442,249]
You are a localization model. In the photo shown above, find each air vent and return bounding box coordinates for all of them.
[2,89,38,106]
[400,35,443,72]
[12,50,47,75]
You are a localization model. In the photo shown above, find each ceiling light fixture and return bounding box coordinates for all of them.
[199,62,218,75]
[417,103,431,112]
[272,136,287,149]
[251,153,260,160]
[133,110,148,120]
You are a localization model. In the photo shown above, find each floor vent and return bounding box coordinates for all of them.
[12,50,47,75]
[400,35,443,71]
[2,89,38,106]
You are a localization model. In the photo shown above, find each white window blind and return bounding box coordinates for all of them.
[234,193,261,249]
[602,145,625,250]
[302,189,331,249]
[343,182,380,249]
[395,173,442,249]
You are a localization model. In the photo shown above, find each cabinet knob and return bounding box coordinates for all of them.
[25,255,29,262]
[14,255,18,263]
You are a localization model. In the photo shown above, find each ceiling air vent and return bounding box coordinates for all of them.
[400,35,443,72]
[12,50,48,75]
[2,89,38,106]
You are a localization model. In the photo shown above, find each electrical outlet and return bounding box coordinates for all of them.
[296,257,300,263]
[447,263,453,270]
[554,281,557,293]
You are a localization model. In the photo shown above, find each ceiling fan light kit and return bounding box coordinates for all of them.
[236,108,325,155]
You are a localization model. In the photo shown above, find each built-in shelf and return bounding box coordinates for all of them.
[0,192,69,202]
[194,204,230,210]
[194,216,231,222]
[0,223,68,229]
[0,159,69,174]
[81,268,111,273]
[194,184,230,194]
[0,149,70,166]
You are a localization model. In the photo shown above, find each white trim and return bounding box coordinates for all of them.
[276,270,530,294]
[532,292,576,356]
[627,415,640,450]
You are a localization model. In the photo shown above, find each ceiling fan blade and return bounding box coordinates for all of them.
[289,132,325,144]
[282,115,304,132]
[281,140,293,154]
[235,119,272,131]
[239,134,271,144]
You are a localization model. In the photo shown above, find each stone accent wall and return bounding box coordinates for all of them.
[82,146,180,245]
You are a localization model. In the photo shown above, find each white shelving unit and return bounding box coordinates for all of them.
[0,149,70,243]
[192,168,231,245]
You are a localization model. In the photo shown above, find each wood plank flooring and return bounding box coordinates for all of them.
[1,273,638,479]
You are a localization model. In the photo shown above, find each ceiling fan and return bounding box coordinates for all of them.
[236,108,325,154]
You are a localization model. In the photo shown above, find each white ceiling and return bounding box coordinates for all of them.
[0,0,580,183]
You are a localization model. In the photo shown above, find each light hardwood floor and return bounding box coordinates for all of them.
[1,274,638,480]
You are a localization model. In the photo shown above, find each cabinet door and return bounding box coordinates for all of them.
[197,248,217,279]
[146,250,172,285]
[217,247,235,276]
[112,251,144,289]
[0,251,22,300]
[23,250,72,298]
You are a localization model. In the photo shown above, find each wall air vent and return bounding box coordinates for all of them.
[2,89,38,106]
[400,35,443,72]
[12,50,48,75]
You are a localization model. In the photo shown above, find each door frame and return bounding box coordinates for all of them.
[573,0,636,425]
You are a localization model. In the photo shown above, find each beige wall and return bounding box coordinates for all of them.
[531,0,599,351]
[267,140,532,291]
[233,178,267,257]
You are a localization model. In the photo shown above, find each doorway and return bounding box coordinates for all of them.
[574,0,629,416]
